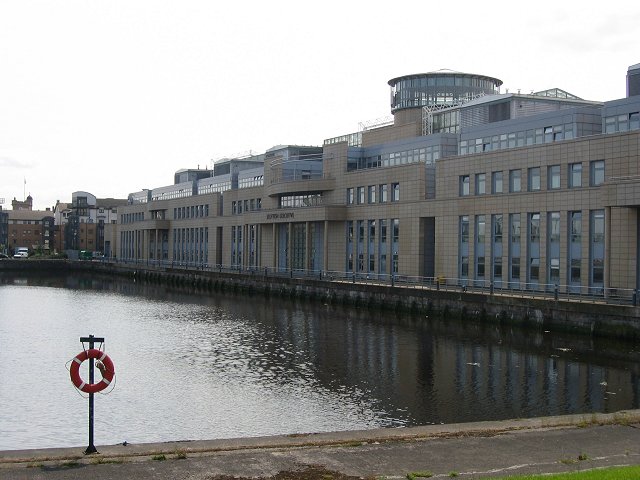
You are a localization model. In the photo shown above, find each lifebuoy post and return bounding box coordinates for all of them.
[80,335,104,455]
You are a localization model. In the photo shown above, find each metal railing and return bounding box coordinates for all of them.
[94,258,640,307]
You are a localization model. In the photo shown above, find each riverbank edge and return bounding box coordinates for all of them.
[2,259,640,340]
[1,410,639,467]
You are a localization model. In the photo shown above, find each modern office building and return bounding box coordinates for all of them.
[114,65,640,295]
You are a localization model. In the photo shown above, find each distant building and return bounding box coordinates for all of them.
[112,64,640,296]
[55,192,127,254]
[4,197,55,254]
[0,207,8,255]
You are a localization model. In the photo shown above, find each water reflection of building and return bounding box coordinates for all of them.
[245,303,640,424]
[112,63,640,295]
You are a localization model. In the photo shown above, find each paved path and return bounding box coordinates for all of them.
[1,411,640,479]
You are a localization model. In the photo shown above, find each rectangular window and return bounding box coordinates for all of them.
[569,211,582,288]
[391,182,400,202]
[476,173,486,195]
[460,175,470,196]
[368,220,376,272]
[548,212,561,284]
[509,169,521,192]
[357,186,365,204]
[347,188,354,205]
[368,185,376,203]
[569,163,582,188]
[392,218,399,274]
[548,165,560,189]
[528,213,540,284]
[590,210,605,287]
[379,184,388,203]
[475,215,486,281]
[492,171,503,194]
[460,215,469,279]
[492,214,503,285]
[590,160,605,186]
[528,167,541,191]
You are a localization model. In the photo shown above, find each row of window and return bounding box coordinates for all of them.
[347,183,400,205]
[604,112,640,133]
[121,212,144,224]
[9,219,44,224]
[151,188,192,201]
[231,198,262,215]
[280,194,322,208]
[347,146,440,172]
[459,123,575,155]
[460,161,605,196]
[198,181,231,195]
[173,204,210,220]
[231,224,259,268]
[346,219,400,275]
[238,175,264,189]
[172,227,209,264]
[459,210,604,288]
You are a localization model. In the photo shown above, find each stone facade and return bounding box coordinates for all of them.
[113,67,640,297]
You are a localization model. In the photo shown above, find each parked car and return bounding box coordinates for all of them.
[13,251,29,258]
[0,253,9,259]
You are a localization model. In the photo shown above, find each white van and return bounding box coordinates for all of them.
[13,247,29,259]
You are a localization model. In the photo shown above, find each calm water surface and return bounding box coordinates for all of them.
[0,273,639,450]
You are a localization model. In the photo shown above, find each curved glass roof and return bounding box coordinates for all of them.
[388,70,503,112]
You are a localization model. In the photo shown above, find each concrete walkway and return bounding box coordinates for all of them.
[1,411,640,479]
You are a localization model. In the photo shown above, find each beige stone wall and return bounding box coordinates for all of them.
[114,128,640,290]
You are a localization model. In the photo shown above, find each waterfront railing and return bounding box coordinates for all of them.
[98,258,639,306]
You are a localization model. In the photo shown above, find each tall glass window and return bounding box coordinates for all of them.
[460,175,470,196]
[528,213,541,285]
[368,185,376,203]
[459,215,470,279]
[492,214,503,286]
[379,184,388,203]
[379,219,387,274]
[528,167,541,191]
[475,215,486,283]
[356,220,365,272]
[492,171,503,194]
[368,220,376,272]
[357,187,365,204]
[347,188,354,205]
[568,211,582,291]
[547,212,560,285]
[590,210,605,288]
[509,169,521,192]
[392,183,400,202]
[392,219,399,274]
[548,165,560,189]
[476,173,486,195]
[346,221,354,272]
[590,160,605,186]
[509,214,521,287]
[569,163,582,188]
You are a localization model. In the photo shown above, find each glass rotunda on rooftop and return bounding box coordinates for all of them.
[388,69,503,113]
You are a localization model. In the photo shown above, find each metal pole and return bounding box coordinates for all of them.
[80,334,104,455]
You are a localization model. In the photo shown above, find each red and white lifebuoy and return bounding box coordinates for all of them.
[69,349,115,394]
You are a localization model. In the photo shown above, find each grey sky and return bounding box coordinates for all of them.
[1,0,638,209]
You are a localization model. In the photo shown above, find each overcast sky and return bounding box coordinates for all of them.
[1,1,638,210]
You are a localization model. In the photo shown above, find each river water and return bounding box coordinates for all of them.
[0,273,639,451]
